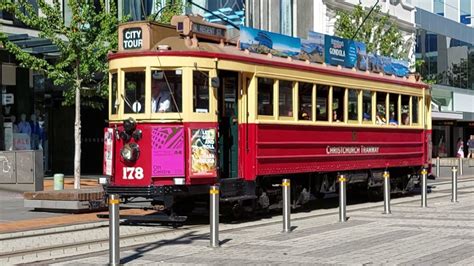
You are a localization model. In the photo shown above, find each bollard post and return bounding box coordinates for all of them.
[383,170,391,214]
[109,194,120,266]
[458,157,463,176]
[451,167,458,203]
[436,157,440,178]
[338,175,347,222]
[282,179,291,233]
[210,185,220,248]
[421,168,428,208]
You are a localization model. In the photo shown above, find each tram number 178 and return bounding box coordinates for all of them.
[123,167,144,180]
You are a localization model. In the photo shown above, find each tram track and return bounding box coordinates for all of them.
[1,180,472,264]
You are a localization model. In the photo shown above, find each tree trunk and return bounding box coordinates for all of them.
[74,79,81,189]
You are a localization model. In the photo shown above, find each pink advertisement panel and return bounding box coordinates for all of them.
[151,126,185,177]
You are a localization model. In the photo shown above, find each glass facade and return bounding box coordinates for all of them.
[416,31,474,90]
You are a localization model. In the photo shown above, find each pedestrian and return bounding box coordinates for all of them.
[456,137,464,158]
[467,135,474,159]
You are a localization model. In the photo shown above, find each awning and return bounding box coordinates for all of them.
[4,33,59,55]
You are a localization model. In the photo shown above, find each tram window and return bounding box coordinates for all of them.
[401,95,410,125]
[332,87,344,122]
[152,70,182,113]
[362,91,372,121]
[193,71,209,113]
[389,94,399,126]
[412,96,419,124]
[376,92,387,125]
[111,73,118,115]
[279,80,293,117]
[348,89,359,121]
[298,82,313,120]
[258,78,274,116]
[124,71,145,114]
[316,84,329,121]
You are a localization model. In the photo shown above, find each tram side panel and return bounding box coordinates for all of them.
[240,124,425,179]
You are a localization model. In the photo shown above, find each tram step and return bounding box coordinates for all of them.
[220,195,257,202]
[97,213,187,223]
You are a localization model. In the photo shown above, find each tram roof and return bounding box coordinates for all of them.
[110,22,428,89]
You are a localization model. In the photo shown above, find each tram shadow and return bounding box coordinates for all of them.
[120,231,232,264]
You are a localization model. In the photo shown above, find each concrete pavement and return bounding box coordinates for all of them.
[38,177,473,265]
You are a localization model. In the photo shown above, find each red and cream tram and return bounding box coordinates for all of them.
[103,16,431,217]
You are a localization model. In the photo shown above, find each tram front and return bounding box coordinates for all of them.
[102,19,224,216]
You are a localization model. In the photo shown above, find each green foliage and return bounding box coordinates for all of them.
[334,4,409,59]
[0,0,119,109]
[148,0,185,24]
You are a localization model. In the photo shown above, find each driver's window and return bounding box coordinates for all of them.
[124,71,145,114]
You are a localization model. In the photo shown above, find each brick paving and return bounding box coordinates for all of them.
[41,178,474,265]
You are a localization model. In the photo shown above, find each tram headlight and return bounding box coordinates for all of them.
[123,117,136,134]
[121,143,140,162]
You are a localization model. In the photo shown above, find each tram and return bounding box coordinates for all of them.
[103,16,431,218]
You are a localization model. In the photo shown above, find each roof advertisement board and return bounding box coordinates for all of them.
[239,26,409,77]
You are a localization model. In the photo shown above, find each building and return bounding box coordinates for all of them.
[246,0,474,158]
[0,2,107,175]
[412,0,474,158]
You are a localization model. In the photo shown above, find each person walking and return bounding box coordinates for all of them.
[456,137,464,158]
[467,135,474,159]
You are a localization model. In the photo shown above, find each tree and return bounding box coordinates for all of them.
[334,4,410,59]
[0,0,119,189]
[148,0,186,24]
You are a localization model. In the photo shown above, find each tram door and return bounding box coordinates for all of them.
[218,71,239,179]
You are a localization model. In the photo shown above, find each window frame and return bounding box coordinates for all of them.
[122,67,148,119]
[277,79,295,120]
[257,77,276,120]
[109,70,119,118]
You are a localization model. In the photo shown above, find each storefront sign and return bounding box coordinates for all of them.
[192,22,226,39]
[13,133,30,150]
[189,128,217,177]
[152,127,184,177]
[326,145,380,155]
[123,27,142,49]
[103,128,114,176]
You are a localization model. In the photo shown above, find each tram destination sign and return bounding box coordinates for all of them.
[123,27,143,50]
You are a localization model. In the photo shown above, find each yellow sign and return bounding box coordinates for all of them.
[210,188,219,195]
[109,199,120,205]
[383,172,390,178]
[338,176,347,182]
[282,181,290,187]
[421,169,428,175]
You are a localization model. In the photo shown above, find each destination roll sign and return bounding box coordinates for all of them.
[123,27,143,50]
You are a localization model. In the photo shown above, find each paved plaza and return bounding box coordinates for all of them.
[40,179,474,265]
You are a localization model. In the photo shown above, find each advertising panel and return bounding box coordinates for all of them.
[325,35,346,66]
[103,128,114,176]
[240,26,301,58]
[189,128,217,177]
[152,127,185,177]
[300,31,325,63]
[345,40,368,70]
[13,133,30,150]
